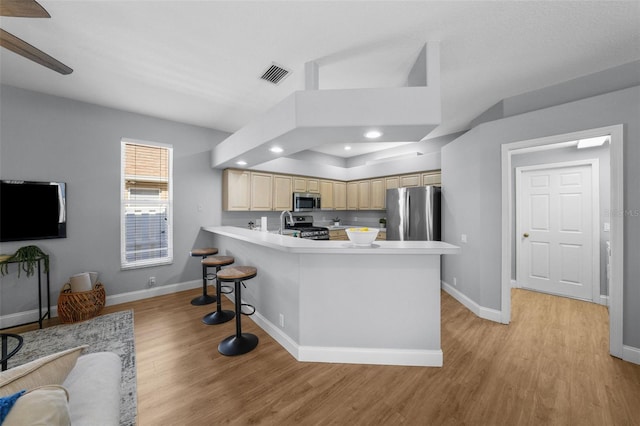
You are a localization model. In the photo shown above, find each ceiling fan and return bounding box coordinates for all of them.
[0,0,72,74]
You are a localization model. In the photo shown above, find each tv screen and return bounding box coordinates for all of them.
[0,180,67,242]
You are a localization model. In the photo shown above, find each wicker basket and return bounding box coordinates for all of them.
[57,282,106,324]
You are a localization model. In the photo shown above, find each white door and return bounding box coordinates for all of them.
[516,162,598,301]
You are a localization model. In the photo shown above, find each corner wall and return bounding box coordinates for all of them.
[0,85,229,322]
[440,85,640,349]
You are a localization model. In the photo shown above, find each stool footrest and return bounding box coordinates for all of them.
[240,303,256,316]
[220,285,234,295]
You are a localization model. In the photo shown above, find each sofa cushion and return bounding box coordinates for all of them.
[0,345,88,397]
[2,385,71,426]
[63,352,121,426]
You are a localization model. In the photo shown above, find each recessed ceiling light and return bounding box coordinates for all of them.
[270,146,284,153]
[576,135,610,149]
[236,160,247,165]
[344,146,352,151]
[364,130,382,139]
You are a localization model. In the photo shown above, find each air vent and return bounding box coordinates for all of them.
[260,63,291,85]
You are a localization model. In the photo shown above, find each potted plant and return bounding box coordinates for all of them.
[0,245,49,277]
[379,217,387,228]
[332,216,341,227]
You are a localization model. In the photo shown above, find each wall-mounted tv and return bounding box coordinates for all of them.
[0,180,67,242]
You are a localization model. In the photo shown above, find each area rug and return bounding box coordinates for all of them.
[7,310,137,426]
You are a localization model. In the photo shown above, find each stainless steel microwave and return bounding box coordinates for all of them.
[292,192,321,212]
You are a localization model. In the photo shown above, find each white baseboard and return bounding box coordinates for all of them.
[599,294,609,306]
[441,280,502,323]
[623,345,640,365]
[0,279,201,329]
[105,279,201,306]
[298,346,443,367]
[510,279,518,288]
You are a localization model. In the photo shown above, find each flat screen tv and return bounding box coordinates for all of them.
[0,180,67,242]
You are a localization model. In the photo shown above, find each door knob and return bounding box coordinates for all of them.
[523,233,529,238]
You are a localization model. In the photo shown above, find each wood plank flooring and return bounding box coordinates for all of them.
[7,288,640,425]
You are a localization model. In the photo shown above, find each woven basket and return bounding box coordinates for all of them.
[57,282,106,324]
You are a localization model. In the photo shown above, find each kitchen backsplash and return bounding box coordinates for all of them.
[221,210,386,230]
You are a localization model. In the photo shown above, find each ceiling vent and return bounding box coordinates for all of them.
[260,63,291,85]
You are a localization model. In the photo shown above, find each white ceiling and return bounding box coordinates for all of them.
[1,1,639,158]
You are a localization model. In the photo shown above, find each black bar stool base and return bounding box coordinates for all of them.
[202,310,235,325]
[190,294,216,306]
[218,333,258,356]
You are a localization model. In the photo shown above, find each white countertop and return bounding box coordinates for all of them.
[203,226,460,255]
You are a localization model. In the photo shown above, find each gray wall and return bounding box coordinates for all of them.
[441,84,639,349]
[0,85,228,316]
[511,145,611,295]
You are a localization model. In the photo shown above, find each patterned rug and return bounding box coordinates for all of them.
[7,310,137,426]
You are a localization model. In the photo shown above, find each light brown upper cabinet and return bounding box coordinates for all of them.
[385,176,399,190]
[319,180,334,210]
[293,176,320,193]
[223,169,251,211]
[250,172,273,211]
[346,181,358,210]
[421,171,441,186]
[357,180,371,210]
[334,181,347,210]
[370,178,386,210]
[399,174,420,187]
[293,177,307,193]
[273,174,292,211]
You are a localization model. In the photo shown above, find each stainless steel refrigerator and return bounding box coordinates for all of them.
[386,186,441,241]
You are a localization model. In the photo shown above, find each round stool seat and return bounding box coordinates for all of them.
[202,255,234,267]
[190,247,218,257]
[216,266,257,282]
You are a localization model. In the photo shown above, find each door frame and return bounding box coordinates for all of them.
[501,124,624,359]
[515,159,600,303]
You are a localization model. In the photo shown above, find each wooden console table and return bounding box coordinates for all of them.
[0,255,50,329]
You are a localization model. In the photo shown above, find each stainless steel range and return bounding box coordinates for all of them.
[285,215,329,240]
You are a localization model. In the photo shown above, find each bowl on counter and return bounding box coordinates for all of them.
[345,227,379,246]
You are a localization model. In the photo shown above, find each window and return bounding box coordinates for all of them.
[121,139,173,269]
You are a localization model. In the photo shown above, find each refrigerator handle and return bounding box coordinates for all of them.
[405,194,410,238]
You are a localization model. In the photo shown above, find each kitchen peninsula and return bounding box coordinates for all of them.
[204,226,459,366]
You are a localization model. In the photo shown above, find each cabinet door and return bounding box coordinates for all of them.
[347,182,358,210]
[400,174,420,187]
[223,169,251,211]
[333,181,347,210]
[319,180,334,209]
[370,178,385,210]
[422,171,442,186]
[357,180,370,209]
[293,177,307,193]
[250,172,273,211]
[273,175,292,211]
[307,178,320,193]
[386,176,399,190]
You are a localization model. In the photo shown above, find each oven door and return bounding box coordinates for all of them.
[293,193,319,212]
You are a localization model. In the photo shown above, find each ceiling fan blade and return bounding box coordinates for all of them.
[0,28,72,74]
[0,0,50,17]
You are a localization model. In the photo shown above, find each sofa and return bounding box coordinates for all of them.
[0,345,121,425]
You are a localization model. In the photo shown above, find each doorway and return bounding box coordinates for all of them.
[515,160,600,302]
[501,124,624,359]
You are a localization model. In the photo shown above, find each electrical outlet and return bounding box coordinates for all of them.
[453,277,457,286]
[279,313,285,328]
[148,276,156,287]
[461,234,467,243]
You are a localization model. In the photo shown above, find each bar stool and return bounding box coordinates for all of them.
[216,266,258,356]
[201,256,236,325]
[190,247,218,305]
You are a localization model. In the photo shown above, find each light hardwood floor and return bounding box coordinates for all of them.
[8,288,640,425]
